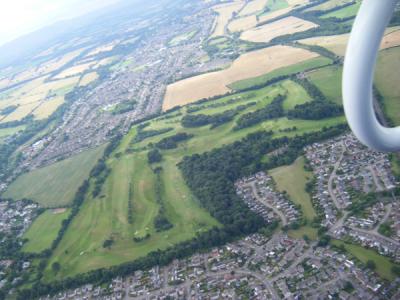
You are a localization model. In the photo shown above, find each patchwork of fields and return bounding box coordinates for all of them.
[240,16,318,43]
[4,0,400,286]
[163,45,319,110]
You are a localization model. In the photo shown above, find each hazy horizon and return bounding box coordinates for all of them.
[0,0,121,47]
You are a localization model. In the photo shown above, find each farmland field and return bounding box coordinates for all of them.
[0,76,80,122]
[3,144,107,207]
[22,209,70,253]
[240,16,318,43]
[230,56,331,91]
[228,15,258,32]
[307,65,342,104]
[169,30,198,46]
[270,157,316,221]
[305,0,353,12]
[300,27,400,56]
[375,47,400,126]
[41,77,345,279]
[211,1,244,37]
[239,0,268,16]
[321,1,361,19]
[163,45,319,110]
[79,72,99,86]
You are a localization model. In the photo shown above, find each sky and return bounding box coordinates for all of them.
[0,0,121,46]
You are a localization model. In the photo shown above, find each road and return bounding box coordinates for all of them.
[248,181,288,226]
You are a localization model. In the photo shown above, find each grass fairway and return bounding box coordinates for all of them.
[4,144,107,207]
[42,80,345,280]
[332,240,399,281]
[375,47,400,126]
[229,56,332,91]
[270,157,316,221]
[307,65,342,105]
[23,209,70,253]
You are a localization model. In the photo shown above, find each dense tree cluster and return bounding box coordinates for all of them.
[133,125,174,143]
[153,170,173,232]
[147,148,162,164]
[155,132,193,150]
[287,100,343,120]
[111,100,137,115]
[182,103,256,129]
[234,94,285,130]
[0,105,18,116]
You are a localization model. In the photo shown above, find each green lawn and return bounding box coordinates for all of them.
[229,56,332,91]
[289,226,318,240]
[321,1,361,19]
[332,240,400,281]
[307,65,343,105]
[3,144,107,207]
[375,47,400,126]
[270,157,316,221]
[23,209,70,253]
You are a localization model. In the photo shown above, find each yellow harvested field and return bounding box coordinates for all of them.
[239,0,268,16]
[54,62,96,79]
[33,97,65,119]
[96,57,116,68]
[163,45,318,110]
[228,15,258,32]
[258,6,293,23]
[1,102,38,123]
[300,27,400,56]
[240,16,318,43]
[0,76,79,122]
[211,1,245,37]
[86,43,117,57]
[79,72,99,86]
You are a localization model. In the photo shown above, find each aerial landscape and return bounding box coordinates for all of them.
[0,0,399,299]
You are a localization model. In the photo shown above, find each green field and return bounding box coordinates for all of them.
[0,125,26,139]
[169,30,198,46]
[3,144,107,207]
[23,209,70,253]
[321,1,361,19]
[42,78,345,280]
[229,56,332,91]
[375,47,400,126]
[270,156,316,221]
[307,65,343,105]
[332,240,400,281]
[305,0,354,12]
[260,0,288,15]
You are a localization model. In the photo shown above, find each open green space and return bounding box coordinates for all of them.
[289,226,318,240]
[23,209,70,253]
[270,156,316,221]
[260,0,288,16]
[229,56,332,91]
[40,77,345,280]
[0,125,26,139]
[321,1,361,19]
[332,240,400,281]
[375,47,400,126]
[305,0,354,12]
[3,144,107,207]
[307,65,342,105]
[169,29,198,46]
